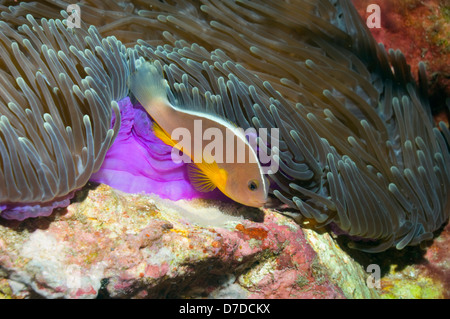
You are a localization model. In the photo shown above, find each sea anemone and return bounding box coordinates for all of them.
[0,0,448,252]
[0,14,125,219]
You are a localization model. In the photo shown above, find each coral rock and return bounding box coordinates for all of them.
[0,184,375,299]
[0,184,447,299]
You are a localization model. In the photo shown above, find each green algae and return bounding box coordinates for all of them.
[380,265,445,299]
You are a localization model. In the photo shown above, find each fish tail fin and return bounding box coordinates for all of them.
[128,62,168,108]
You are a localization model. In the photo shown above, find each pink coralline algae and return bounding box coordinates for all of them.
[0,184,448,299]
[230,214,343,299]
[0,185,349,299]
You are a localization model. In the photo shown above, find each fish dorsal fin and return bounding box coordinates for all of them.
[128,62,167,107]
[187,160,228,193]
[223,117,238,129]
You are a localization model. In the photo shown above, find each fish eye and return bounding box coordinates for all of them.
[248,180,258,191]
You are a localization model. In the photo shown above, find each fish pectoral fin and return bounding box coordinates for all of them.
[187,163,217,192]
[187,161,228,193]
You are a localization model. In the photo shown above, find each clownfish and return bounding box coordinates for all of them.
[128,62,268,208]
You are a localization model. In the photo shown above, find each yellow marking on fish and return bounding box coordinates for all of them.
[152,122,177,148]
[187,160,228,193]
[154,121,227,193]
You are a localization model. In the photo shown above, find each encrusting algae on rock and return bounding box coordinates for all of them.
[0,184,380,298]
[0,183,449,298]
